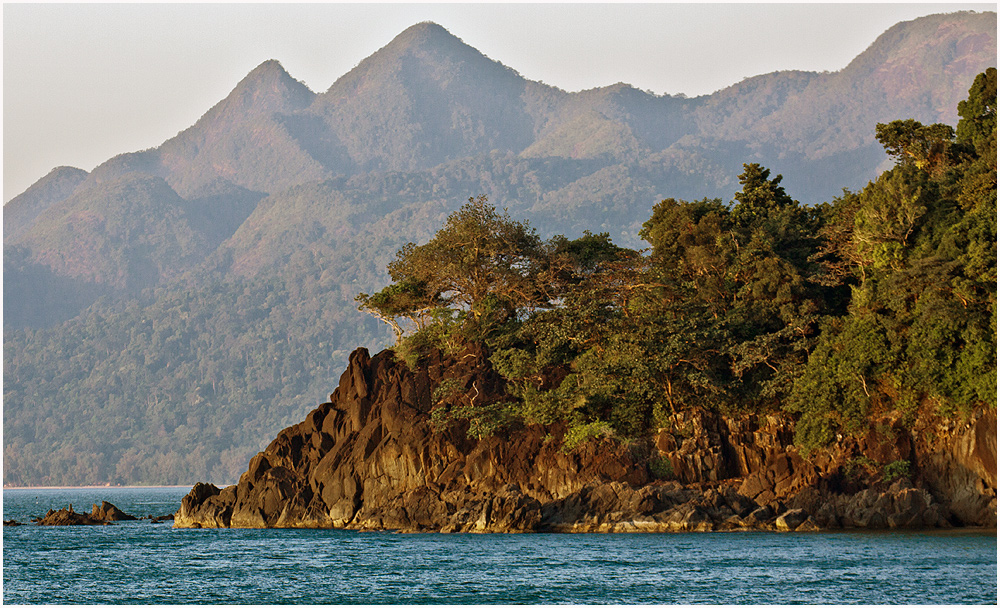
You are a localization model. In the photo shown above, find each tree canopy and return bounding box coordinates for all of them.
[357,195,628,340]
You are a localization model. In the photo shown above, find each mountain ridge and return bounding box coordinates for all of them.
[3,166,89,241]
[8,13,994,207]
[5,12,994,318]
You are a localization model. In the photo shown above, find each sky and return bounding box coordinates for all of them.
[3,2,996,202]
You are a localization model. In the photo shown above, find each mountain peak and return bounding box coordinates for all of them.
[243,59,292,81]
[170,59,314,130]
[847,11,996,74]
[326,21,510,95]
[227,59,314,111]
[4,166,88,241]
[389,21,460,47]
[166,58,316,140]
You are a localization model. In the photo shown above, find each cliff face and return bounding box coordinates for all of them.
[175,346,996,532]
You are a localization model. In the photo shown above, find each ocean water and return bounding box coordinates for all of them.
[3,487,996,604]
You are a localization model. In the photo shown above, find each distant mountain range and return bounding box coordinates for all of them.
[3,12,996,486]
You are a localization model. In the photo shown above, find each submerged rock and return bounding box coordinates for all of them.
[175,346,997,533]
[143,514,175,523]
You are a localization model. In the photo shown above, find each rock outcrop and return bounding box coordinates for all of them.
[175,346,997,532]
[31,501,140,526]
[911,408,997,526]
[91,501,137,522]
[35,504,109,526]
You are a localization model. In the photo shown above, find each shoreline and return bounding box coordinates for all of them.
[3,485,198,490]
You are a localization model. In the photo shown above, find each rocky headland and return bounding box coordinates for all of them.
[175,346,996,532]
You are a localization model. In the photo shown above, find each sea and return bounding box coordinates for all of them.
[2,487,996,605]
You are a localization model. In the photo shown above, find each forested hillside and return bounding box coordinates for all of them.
[3,14,995,486]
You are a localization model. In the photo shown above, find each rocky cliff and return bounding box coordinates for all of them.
[175,346,996,532]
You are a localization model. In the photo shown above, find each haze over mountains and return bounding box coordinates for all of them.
[4,13,996,486]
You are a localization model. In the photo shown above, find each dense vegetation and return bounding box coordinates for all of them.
[2,16,994,486]
[3,273,387,486]
[361,69,997,452]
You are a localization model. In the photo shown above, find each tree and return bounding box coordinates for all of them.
[730,163,796,229]
[875,119,955,173]
[358,195,549,338]
[355,280,444,342]
[850,165,931,273]
[954,68,997,212]
[956,67,997,156]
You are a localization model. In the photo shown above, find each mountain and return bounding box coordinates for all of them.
[3,166,88,241]
[82,60,322,198]
[3,12,996,486]
[8,174,214,289]
[694,11,998,158]
[313,22,541,172]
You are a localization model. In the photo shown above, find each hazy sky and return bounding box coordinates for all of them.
[3,2,995,202]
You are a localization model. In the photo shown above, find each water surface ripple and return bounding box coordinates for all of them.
[4,487,995,604]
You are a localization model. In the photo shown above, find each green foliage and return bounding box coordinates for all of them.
[356,281,445,342]
[956,67,997,156]
[432,378,464,405]
[875,119,955,173]
[393,310,465,370]
[787,315,895,451]
[358,195,554,339]
[648,455,675,480]
[484,162,832,445]
[789,69,997,450]
[883,459,911,482]
[561,421,613,453]
[447,401,514,441]
[851,165,931,270]
[844,456,879,480]
[429,377,514,440]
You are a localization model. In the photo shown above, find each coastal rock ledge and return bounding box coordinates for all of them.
[175,347,996,532]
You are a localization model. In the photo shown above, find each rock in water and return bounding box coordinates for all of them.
[91,501,137,522]
[36,505,108,526]
[31,500,138,526]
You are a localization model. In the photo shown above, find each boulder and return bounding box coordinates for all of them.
[775,508,809,531]
[474,484,542,532]
[663,503,713,532]
[91,501,136,522]
[745,504,773,526]
[175,483,234,528]
[796,517,822,532]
